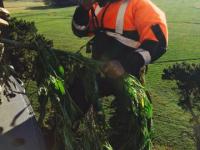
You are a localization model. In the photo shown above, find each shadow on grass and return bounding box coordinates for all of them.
[26,5,77,10]
[25,5,52,10]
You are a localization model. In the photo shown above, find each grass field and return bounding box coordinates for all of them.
[4,0,200,149]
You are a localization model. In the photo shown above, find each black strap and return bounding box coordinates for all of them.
[91,7,99,30]
[90,3,111,33]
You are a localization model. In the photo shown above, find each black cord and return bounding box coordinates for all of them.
[90,2,111,32]
[91,7,100,31]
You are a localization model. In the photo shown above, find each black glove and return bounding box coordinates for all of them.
[72,6,90,37]
[102,60,125,79]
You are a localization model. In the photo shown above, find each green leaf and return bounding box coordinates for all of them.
[49,75,65,95]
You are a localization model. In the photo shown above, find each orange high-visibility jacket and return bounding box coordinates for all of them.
[72,0,168,68]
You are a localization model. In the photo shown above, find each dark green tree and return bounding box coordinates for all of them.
[163,62,200,149]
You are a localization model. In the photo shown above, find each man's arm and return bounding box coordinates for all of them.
[125,0,168,74]
[136,0,168,61]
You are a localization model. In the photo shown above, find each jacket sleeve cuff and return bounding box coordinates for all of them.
[135,48,151,65]
[72,20,88,31]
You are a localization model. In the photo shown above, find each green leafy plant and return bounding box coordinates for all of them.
[1,17,153,150]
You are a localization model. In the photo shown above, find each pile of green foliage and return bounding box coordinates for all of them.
[1,17,152,150]
[2,17,110,150]
[2,17,53,81]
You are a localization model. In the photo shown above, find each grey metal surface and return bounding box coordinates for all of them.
[0,76,46,150]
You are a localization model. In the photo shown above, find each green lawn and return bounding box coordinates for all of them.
[5,0,200,149]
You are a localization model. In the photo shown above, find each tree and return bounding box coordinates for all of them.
[163,62,200,149]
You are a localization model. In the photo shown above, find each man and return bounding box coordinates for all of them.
[72,0,168,149]
[72,0,168,79]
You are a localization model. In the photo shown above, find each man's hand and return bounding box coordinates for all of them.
[0,7,9,26]
[102,60,125,79]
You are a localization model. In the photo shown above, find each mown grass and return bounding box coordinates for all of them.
[5,0,200,149]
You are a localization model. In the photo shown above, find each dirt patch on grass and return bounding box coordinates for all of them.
[194,2,200,9]
[4,2,45,12]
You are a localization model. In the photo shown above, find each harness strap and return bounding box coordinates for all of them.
[115,0,129,34]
